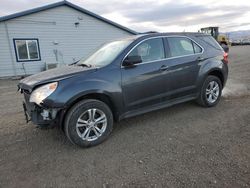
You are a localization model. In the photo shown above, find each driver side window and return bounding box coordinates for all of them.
[126,38,165,64]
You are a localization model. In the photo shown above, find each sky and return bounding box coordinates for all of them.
[1,0,250,33]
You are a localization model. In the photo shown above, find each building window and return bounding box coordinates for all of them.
[13,39,41,62]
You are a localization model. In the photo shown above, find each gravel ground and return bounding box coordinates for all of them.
[0,46,250,188]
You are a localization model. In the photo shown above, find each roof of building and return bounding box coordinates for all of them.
[0,0,137,35]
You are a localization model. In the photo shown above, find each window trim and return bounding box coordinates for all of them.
[121,35,204,68]
[13,38,41,62]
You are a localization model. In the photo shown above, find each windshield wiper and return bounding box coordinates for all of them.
[69,60,92,68]
[69,60,80,65]
[76,63,92,68]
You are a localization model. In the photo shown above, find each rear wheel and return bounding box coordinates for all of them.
[64,99,113,147]
[197,75,222,107]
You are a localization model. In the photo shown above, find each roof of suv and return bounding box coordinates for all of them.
[140,32,209,38]
[122,32,210,42]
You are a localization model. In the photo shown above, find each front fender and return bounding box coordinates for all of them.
[43,77,123,112]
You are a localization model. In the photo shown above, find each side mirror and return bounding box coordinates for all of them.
[123,55,142,67]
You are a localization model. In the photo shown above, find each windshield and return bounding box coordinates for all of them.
[78,39,133,67]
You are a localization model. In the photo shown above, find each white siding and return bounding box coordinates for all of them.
[0,5,133,77]
[0,23,16,77]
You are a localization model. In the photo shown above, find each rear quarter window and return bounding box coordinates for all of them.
[193,42,202,53]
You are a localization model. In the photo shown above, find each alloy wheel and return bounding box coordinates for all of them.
[206,81,220,103]
[76,108,107,141]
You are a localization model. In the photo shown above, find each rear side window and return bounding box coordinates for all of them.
[193,42,202,53]
[198,36,222,50]
[127,38,165,64]
[167,37,202,57]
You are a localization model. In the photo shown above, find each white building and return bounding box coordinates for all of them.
[0,1,137,77]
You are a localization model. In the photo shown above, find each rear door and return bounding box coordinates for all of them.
[163,36,204,99]
[121,37,169,110]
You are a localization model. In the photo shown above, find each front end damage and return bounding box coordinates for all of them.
[20,88,61,128]
[17,65,96,128]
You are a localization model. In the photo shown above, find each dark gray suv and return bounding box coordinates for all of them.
[18,33,228,147]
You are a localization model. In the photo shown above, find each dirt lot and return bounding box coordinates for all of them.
[0,46,250,188]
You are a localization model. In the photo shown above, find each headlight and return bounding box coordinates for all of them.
[30,82,58,105]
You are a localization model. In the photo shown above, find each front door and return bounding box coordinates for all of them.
[121,37,169,111]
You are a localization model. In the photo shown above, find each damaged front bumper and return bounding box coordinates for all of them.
[21,89,61,127]
[22,102,60,126]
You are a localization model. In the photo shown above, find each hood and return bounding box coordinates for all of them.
[18,65,96,91]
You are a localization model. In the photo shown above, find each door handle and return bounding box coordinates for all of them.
[196,57,205,62]
[160,65,169,71]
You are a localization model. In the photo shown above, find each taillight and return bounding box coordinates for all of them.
[223,52,228,64]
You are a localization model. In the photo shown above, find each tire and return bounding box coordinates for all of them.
[196,75,222,107]
[64,99,113,147]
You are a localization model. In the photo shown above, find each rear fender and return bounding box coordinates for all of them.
[197,58,224,88]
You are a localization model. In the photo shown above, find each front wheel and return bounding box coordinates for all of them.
[196,75,222,107]
[64,99,113,147]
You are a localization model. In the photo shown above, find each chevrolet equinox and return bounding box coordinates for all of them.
[18,33,228,147]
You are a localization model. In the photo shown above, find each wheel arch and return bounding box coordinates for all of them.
[207,69,225,87]
[59,92,118,130]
